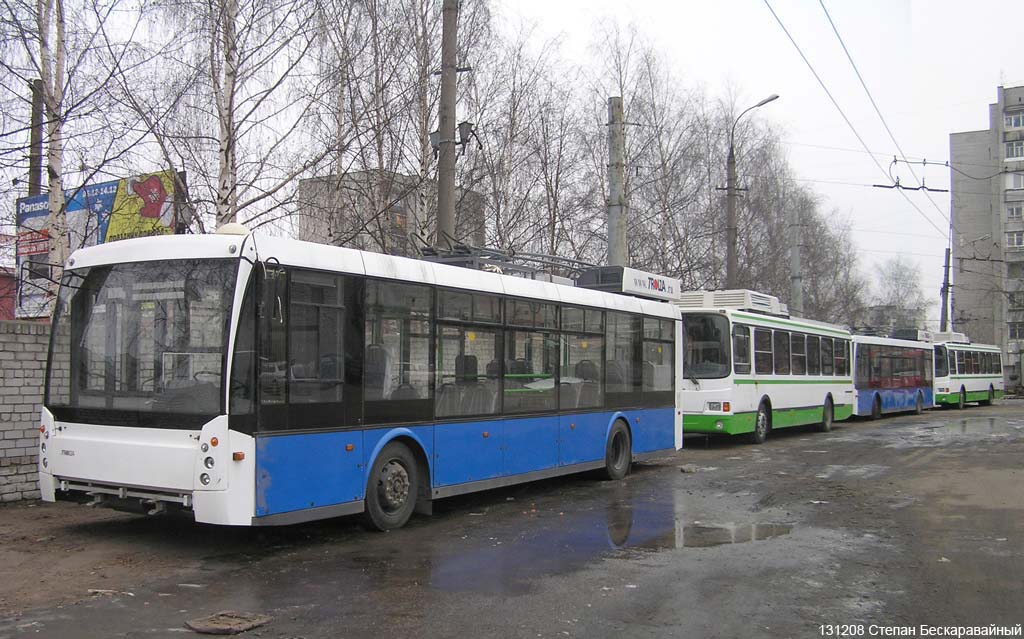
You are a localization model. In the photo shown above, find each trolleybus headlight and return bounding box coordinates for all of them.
[41,442,46,453]
[201,443,209,453]
[707,401,722,411]
[200,473,211,485]
[42,458,48,468]
[204,457,215,469]
[715,421,724,430]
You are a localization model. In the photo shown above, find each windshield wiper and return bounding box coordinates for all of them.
[687,371,701,388]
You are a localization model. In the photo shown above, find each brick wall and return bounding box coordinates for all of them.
[0,320,49,502]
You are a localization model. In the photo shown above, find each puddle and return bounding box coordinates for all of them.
[674,523,792,547]
[886,416,1024,448]
[426,493,793,594]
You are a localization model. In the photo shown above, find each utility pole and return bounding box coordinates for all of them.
[606,96,627,267]
[788,203,803,315]
[939,247,951,331]
[28,79,43,195]
[725,145,738,287]
[434,0,458,250]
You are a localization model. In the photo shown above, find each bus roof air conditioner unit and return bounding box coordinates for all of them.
[674,289,789,317]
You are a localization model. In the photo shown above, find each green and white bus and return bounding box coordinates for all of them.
[677,290,854,444]
[932,332,1004,408]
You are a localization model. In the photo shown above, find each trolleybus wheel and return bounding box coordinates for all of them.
[749,402,769,444]
[817,397,834,433]
[957,388,966,410]
[363,441,418,531]
[603,421,632,480]
[915,392,924,415]
[980,387,994,406]
[871,395,882,420]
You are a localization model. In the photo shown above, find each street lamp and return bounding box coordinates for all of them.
[725,94,779,289]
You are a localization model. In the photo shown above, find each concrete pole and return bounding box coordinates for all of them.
[788,203,803,315]
[939,247,951,332]
[28,79,44,196]
[434,0,458,249]
[725,145,737,288]
[607,97,627,267]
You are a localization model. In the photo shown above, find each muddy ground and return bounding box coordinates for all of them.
[1,402,1021,638]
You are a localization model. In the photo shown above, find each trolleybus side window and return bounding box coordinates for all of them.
[821,338,834,375]
[606,311,643,406]
[259,266,289,429]
[956,350,965,374]
[791,333,807,375]
[773,330,791,374]
[642,318,675,395]
[505,299,559,413]
[561,307,605,409]
[732,325,751,374]
[754,328,773,374]
[807,336,821,375]
[436,291,504,418]
[835,339,849,376]
[229,277,257,433]
[996,353,1002,373]
[934,346,948,378]
[365,280,433,424]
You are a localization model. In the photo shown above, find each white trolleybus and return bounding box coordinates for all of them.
[676,290,853,444]
[851,334,934,418]
[38,230,682,529]
[931,332,1003,408]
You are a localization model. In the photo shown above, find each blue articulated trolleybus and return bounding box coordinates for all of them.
[39,229,682,529]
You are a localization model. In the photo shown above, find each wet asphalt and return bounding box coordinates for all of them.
[2,403,1023,638]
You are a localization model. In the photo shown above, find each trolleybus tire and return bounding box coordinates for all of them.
[749,402,769,444]
[957,388,966,410]
[871,395,882,420]
[980,386,994,406]
[602,421,632,481]
[363,441,418,531]
[915,392,924,415]
[817,396,834,433]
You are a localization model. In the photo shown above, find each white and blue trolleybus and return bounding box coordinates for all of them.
[38,230,682,528]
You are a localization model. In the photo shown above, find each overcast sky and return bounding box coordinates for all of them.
[499,0,1023,327]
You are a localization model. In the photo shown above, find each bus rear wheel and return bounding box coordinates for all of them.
[363,441,418,531]
[871,395,882,420]
[957,388,966,410]
[603,421,632,480]
[748,403,769,444]
[817,397,834,433]
[915,392,924,415]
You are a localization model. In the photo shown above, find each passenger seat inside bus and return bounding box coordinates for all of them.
[576,360,601,408]
[365,343,388,400]
[456,355,494,415]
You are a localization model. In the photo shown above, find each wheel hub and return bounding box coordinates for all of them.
[379,461,410,511]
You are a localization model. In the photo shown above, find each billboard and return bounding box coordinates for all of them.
[15,170,186,318]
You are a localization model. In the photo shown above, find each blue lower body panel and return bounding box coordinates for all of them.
[253,407,677,519]
[255,431,363,516]
[855,388,934,416]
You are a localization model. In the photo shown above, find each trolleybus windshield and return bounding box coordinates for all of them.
[683,313,730,378]
[45,258,238,428]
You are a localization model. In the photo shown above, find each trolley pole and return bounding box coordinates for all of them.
[607,97,627,267]
[434,0,458,250]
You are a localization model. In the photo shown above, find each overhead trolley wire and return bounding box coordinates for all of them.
[762,0,948,239]
[818,0,954,233]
